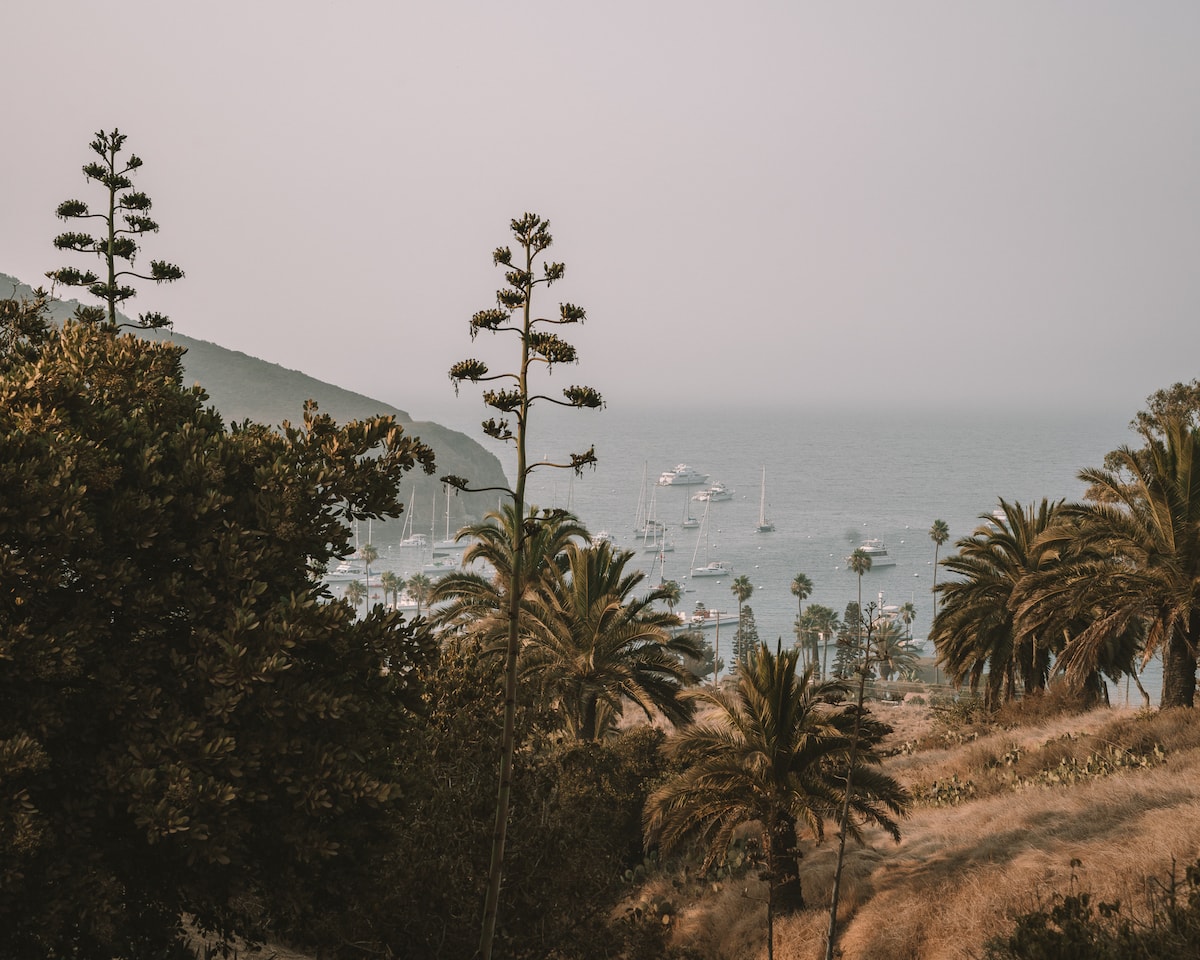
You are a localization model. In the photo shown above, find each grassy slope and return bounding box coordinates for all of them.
[656,700,1200,960]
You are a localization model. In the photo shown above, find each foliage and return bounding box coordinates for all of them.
[1025,411,1200,708]
[46,129,184,329]
[984,860,1200,960]
[833,602,862,679]
[795,603,839,679]
[931,499,1071,708]
[731,603,760,670]
[729,575,754,670]
[368,635,672,959]
[518,540,703,740]
[430,503,589,643]
[0,304,437,957]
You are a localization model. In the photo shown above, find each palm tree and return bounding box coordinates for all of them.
[519,541,703,740]
[847,549,872,650]
[379,569,401,610]
[644,644,908,959]
[407,572,434,617]
[790,572,813,621]
[898,600,916,641]
[343,578,367,610]
[929,519,950,617]
[430,503,589,642]
[796,603,840,679]
[730,575,754,671]
[659,578,682,623]
[1023,415,1200,708]
[875,620,918,681]
[930,499,1065,708]
[928,520,949,684]
[360,542,379,602]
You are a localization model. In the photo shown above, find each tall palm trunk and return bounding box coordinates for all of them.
[771,811,804,912]
[1161,627,1197,708]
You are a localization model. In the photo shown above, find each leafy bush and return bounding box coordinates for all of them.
[985,860,1200,960]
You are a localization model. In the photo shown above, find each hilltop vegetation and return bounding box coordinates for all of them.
[0,272,509,528]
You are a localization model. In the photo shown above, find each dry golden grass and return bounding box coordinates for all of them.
[237,701,1200,960]
[660,700,1200,960]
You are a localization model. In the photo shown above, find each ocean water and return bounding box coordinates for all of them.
[398,401,1162,704]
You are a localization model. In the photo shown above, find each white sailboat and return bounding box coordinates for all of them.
[755,465,775,533]
[432,483,468,554]
[680,482,700,529]
[689,495,732,578]
[632,462,664,536]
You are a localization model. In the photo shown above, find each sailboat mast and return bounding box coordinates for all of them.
[689,495,711,573]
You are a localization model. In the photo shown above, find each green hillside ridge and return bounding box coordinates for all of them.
[1,273,507,533]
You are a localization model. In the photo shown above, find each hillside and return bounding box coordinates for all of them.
[637,698,1200,959]
[1,274,507,533]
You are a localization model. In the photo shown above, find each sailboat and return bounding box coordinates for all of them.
[432,483,468,555]
[680,483,700,529]
[399,484,427,548]
[755,465,775,533]
[689,495,733,578]
[642,524,674,553]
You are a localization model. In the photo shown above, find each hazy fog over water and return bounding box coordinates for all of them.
[5,2,1199,421]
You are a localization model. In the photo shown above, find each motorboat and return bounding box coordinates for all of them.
[847,538,897,568]
[323,561,366,582]
[682,601,733,628]
[421,557,460,577]
[591,530,617,548]
[657,464,709,486]
[692,481,733,502]
[691,560,734,578]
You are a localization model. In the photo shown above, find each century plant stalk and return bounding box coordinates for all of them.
[825,605,877,959]
[444,214,601,960]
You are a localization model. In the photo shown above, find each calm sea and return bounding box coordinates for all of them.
[396,401,1161,704]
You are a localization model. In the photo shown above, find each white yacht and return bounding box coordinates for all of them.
[672,602,734,631]
[657,464,709,486]
[323,560,366,582]
[692,481,733,502]
[847,538,897,568]
[691,560,734,578]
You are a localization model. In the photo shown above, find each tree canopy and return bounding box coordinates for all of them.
[0,298,436,956]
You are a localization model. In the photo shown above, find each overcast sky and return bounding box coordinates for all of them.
[5,2,1199,420]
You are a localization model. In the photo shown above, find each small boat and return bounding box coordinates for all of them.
[691,560,734,578]
[400,533,428,549]
[421,557,460,577]
[657,464,709,486]
[323,561,366,582]
[643,533,675,553]
[692,481,733,502]
[675,601,733,630]
[846,538,897,568]
[591,530,617,548]
[755,466,775,533]
[689,495,731,578]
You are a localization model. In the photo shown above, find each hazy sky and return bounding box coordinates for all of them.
[5,2,1199,419]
